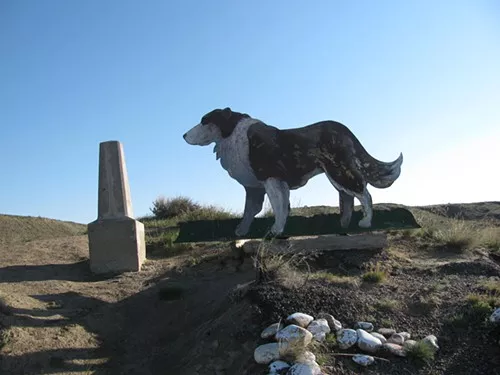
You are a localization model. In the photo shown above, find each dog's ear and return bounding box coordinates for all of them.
[222,107,232,118]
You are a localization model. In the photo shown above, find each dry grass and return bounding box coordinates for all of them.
[253,241,312,288]
[309,272,359,288]
[374,298,400,312]
[0,214,85,244]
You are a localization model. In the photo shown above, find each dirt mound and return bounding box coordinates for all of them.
[0,214,85,244]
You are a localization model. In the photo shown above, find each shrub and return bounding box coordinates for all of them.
[150,196,201,219]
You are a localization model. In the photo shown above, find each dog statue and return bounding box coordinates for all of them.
[183,107,403,237]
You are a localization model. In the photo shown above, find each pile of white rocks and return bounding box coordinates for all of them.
[254,311,440,374]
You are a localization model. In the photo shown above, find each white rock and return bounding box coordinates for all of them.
[403,340,418,351]
[490,307,500,323]
[316,313,342,331]
[356,329,383,353]
[421,335,439,353]
[377,328,396,337]
[254,342,289,364]
[370,332,387,344]
[352,354,375,367]
[354,321,374,332]
[262,322,284,339]
[316,313,335,329]
[287,313,314,328]
[388,333,405,345]
[287,362,322,375]
[398,332,411,340]
[383,343,406,357]
[275,324,313,347]
[337,328,358,349]
[307,319,331,341]
[294,351,316,365]
[269,360,290,373]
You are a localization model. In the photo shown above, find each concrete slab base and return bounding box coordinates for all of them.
[88,217,146,274]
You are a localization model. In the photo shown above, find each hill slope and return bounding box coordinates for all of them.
[0,214,86,243]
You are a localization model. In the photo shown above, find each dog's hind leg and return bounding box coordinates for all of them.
[263,178,290,236]
[339,191,355,229]
[322,164,372,229]
[235,187,266,237]
[354,188,373,228]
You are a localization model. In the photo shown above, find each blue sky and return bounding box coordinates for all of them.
[1,0,499,224]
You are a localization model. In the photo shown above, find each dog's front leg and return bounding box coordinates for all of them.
[235,187,266,237]
[263,178,290,236]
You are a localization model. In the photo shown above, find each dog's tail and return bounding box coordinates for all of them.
[357,148,403,189]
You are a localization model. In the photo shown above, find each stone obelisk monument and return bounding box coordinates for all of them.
[87,141,146,274]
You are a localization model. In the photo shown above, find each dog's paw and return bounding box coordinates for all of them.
[358,217,372,228]
[235,224,249,237]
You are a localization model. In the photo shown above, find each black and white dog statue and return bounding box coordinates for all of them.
[183,108,403,237]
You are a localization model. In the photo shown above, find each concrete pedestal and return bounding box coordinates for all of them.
[88,217,145,273]
[87,141,146,274]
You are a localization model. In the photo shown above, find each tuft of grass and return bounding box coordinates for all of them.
[253,241,312,288]
[406,340,436,363]
[477,278,500,295]
[309,272,359,288]
[475,227,500,253]
[362,264,387,283]
[411,210,477,251]
[375,298,399,312]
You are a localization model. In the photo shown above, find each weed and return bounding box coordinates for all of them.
[362,264,387,283]
[477,278,500,295]
[475,227,500,252]
[406,340,436,363]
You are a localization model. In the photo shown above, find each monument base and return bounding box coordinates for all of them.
[87,217,146,274]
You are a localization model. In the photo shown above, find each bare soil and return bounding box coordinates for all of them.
[0,204,500,375]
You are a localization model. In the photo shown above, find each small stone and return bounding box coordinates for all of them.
[383,343,406,357]
[275,324,313,347]
[377,328,396,337]
[307,319,331,339]
[398,332,411,340]
[287,362,322,375]
[421,335,439,353]
[352,354,375,367]
[287,312,314,328]
[337,328,358,349]
[254,342,289,364]
[316,313,335,329]
[354,321,374,332]
[370,332,387,344]
[261,322,284,339]
[403,340,418,350]
[388,333,405,345]
[490,307,500,323]
[295,351,316,364]
[357,329,383,353]
[269,360,290,373]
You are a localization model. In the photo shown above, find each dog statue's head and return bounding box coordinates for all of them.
[183,107,249,146]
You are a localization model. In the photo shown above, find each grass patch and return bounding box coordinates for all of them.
[362,264,387,283]
[309,272,359,288]
[374,298,399,312]
[477,278,500,295]
[411,210,476,251]
[475,226,500,253]
[406,340,436,363]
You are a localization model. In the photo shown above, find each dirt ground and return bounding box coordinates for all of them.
[1,207,500,375]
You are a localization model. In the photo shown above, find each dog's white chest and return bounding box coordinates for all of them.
[215,120,262,187]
